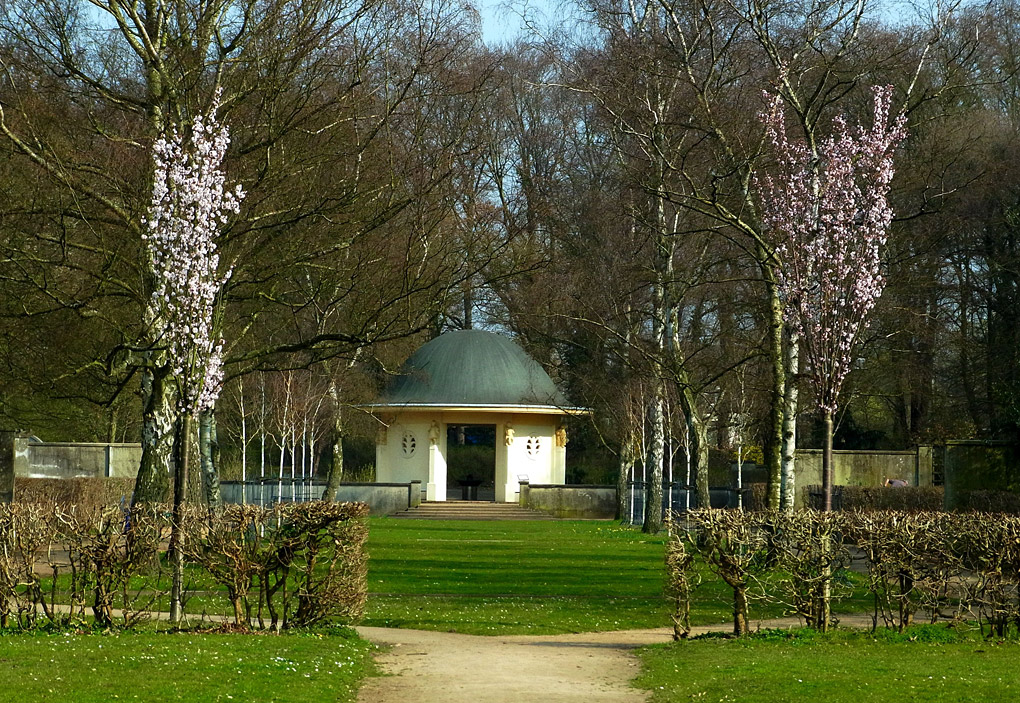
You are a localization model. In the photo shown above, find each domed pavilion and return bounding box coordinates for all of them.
[365,329,587,502]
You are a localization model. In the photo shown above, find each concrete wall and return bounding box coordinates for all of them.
[20,442,142,478]
[520,482,616,519]
[220,480,421,515]
[2,437,142,480]
[794,446,933,508]
[334,482,421,515]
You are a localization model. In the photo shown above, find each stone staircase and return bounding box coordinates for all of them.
[390,500,557,520]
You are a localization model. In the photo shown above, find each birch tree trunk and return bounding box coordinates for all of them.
[781,322,800,511]
[764,270,785,511]
[822,410,834,511]
[134,360,175,504]
[199,408,222,514]
[321,378,346,501]
[616,431,635,520]
[643,386,665,533]
[679,385,711,510]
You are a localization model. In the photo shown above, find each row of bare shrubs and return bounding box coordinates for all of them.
[0,501,368,631]
[667,509,1020,640]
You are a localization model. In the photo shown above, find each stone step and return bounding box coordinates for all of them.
[390,501,556,520]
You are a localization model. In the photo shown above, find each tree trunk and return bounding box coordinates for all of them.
[643,387,665,533]
[321,380,345,501]
[199,408,221,514]
[764,273,785,510]
[616,431,634,521]
[781,322,800,511]
[822,410,834,511]
[133,363,176,504]
[818,531,832,632]
[678,385,711,510]
[733,584,749,636]
[169,413,191,627]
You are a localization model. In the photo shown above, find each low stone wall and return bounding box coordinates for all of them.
[5,433,143,479]
[220,480,421,515]
[336,482,422,515]
[794,446,933,508]
[519,482,617,519]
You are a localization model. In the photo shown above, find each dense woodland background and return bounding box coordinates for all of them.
[1,0,1019,503]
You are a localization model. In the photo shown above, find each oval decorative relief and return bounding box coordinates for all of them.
[401,432,417,458]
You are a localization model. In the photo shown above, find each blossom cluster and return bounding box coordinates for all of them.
[755,86,907,414]
[142,98,244,414]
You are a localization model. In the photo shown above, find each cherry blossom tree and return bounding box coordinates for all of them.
[143,96,244,623]
[755,86,907,511]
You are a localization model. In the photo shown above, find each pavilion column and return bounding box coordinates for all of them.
[552,423,567,484]
[426,419,446,501]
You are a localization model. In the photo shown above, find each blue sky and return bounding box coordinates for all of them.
[477,0,554,45]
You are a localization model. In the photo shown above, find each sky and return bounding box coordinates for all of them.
[476,0,555,45]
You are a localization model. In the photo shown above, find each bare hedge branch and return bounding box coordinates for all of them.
[0,501,367,631]
[668,509,1020,638]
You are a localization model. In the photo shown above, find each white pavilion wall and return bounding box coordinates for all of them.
[376,418,435,487]
[376,411,567,503]
[502,420,561,502]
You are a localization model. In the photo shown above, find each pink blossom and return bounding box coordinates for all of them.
[755,86,907,414]
[143,93,244,414]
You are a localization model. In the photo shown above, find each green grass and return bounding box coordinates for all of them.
[0,627,373,703]
[363,518,674,634]
[361,518,769,634]
[634,626,1020,702]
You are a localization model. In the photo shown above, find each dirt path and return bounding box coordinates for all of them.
[355,614,878,703]
[354,626,660,703]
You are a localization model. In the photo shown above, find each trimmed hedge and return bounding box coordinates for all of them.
[668,509,1020,640]
[0,501,367,631]
[803,485,945,512]
[801,485,1020,514]
[954,489,1020,514]
[14,477,136,506]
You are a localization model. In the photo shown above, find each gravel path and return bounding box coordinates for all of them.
[355,615,878,703]
[354,626,660,703]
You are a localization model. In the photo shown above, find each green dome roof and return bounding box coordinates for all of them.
[377,330,568,408]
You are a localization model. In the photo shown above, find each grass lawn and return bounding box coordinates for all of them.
[634,626,1020,702]
[362,517,781,635]
[0,627,373,703]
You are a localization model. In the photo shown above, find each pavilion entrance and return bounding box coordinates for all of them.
[445,424,496,501]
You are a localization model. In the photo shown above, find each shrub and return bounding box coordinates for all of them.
[672,509,774,636]
[956,490,1020,514]
[667,509,1020,638]
[185,501,368,630]
[14,478,136,506]
[0,501,368,632]
[804,485,944,512]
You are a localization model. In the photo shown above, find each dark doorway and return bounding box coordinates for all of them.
[446,424,496,501]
